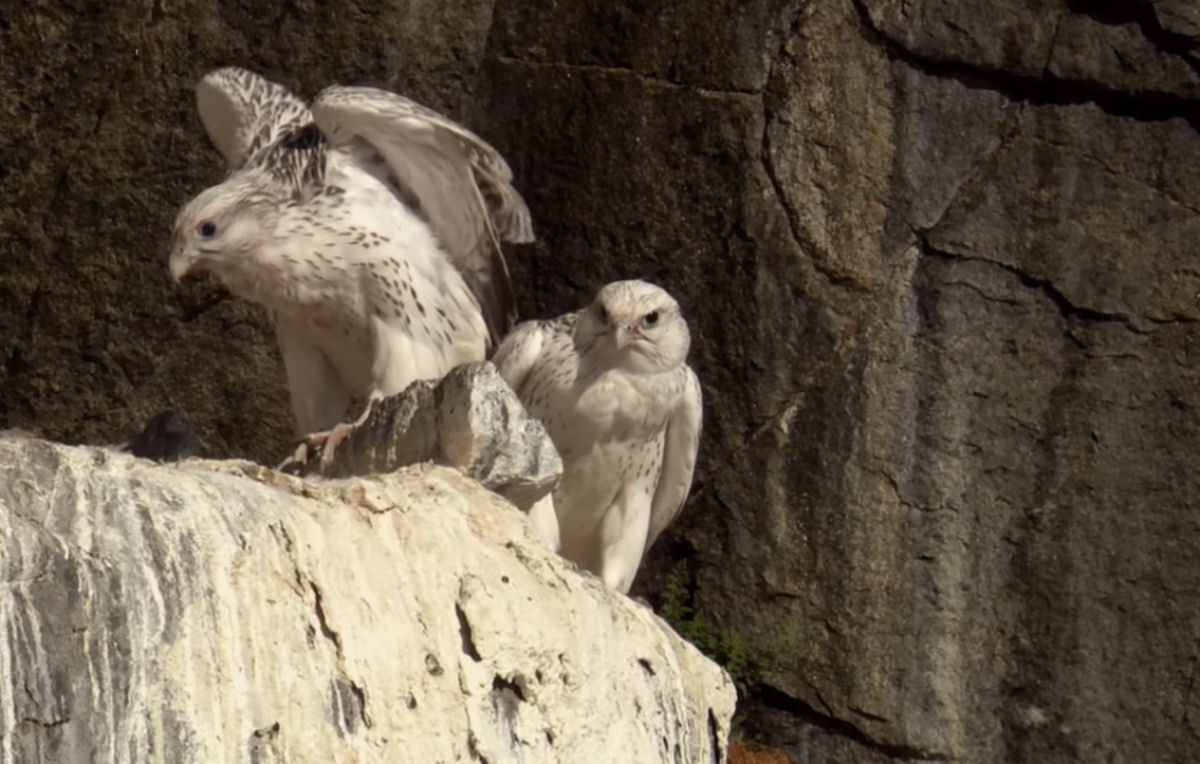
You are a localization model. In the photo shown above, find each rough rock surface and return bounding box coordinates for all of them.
[0,434,733,763]
[286,363,562,513]
[3,1,1200,762]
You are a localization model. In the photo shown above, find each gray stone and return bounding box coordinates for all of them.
[290,363,562,513]
[0,434,734,763]
[1154,0,1200,40]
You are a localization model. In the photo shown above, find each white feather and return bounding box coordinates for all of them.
[274,323,354,436]
[492,280,703,593]
[647,367,703,550]
[311,85,532,343]
[176,69,510,440]
[493,320,548,394]
[196,67,310,170]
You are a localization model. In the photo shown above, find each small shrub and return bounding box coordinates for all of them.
[659,559,802,701]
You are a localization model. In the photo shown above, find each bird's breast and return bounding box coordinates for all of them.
[556,369,677,447]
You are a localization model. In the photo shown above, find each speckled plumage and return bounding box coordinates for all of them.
[169,68,532,438]
[493,280,703,593]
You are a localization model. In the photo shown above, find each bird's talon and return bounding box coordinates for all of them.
[276,440,312,473]
[277,422,356,474]
[318,422,356,470]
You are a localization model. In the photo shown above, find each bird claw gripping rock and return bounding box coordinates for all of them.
[271,363,562,514]
[278,421,358,475]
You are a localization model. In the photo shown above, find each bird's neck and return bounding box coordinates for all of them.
[580,345,673,380]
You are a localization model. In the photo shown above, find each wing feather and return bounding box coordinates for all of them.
[195,67,311,170]
[492,320,549,396]
[646,366,703,551]
[310,86,532,344]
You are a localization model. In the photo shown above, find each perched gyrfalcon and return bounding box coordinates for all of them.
[168,68,532,459]
[493,280,703,594]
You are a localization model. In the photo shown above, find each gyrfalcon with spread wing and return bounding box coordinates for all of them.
[168,67,532,458]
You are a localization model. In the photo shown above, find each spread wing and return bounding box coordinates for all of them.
[195,67,311,170]
[310,85,533,346]
[646,366,703,552]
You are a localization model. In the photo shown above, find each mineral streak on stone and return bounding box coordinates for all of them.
[0,433,733,763]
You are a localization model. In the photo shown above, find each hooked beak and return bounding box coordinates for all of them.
[168,234,198,284]
[614,324,646,349]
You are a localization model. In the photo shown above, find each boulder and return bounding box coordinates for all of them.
[285,362,562,514]
[0,434,733,763]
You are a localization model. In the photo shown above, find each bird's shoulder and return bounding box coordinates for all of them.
[511,312,576,355]
[540,312,578,346]
[493,313,568,379]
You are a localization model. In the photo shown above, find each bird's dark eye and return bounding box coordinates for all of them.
[198,220,217,238]
[642,310,660,328]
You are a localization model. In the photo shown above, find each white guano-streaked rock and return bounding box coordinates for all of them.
[0,434,734,763]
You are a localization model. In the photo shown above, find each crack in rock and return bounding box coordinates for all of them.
[491,674,527,703]
[304,579,371,732]
[759,684,952,761]
[251,721,280,739]
[492,54,762,97]
[849,0,1200,127]
[332,676,368,735]
[916,234,1153,333]
[308,580,343,657]
[18,716,69,729]
[707,708,723,764]
[467,730,490,763]
[491,674,526,751]
[456,602,482,662]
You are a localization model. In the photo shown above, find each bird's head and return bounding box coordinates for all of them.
[168,174,275,283]
[577,279,691,374]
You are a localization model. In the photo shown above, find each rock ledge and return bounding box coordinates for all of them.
[0,434,733,763]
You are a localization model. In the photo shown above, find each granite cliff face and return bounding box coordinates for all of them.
[3,1,1200,761]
